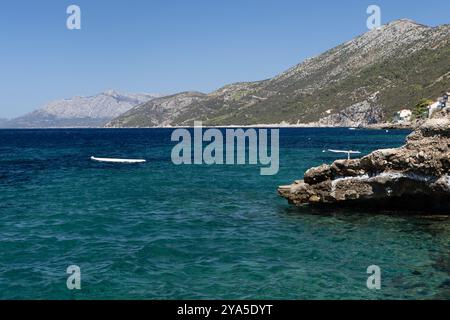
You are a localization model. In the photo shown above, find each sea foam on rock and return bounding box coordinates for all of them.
[278,110,450,213]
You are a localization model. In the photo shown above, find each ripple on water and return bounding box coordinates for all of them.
[0,128,448,299]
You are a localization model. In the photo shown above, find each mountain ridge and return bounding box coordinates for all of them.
[107,19,450,127]
[4,90,162,128]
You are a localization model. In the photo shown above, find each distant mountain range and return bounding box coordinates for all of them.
[2,90,162,128]
[107,19,450,128]
[0,118,9,127]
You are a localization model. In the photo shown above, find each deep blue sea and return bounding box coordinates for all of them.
[0,128,449,300]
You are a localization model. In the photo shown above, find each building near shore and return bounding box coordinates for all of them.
[428,92,449,118]
[393,109,412,124]
[428,101,442,118]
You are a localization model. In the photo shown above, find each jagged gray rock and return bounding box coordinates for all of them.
[307,100,384,127]
[105,92,206,128]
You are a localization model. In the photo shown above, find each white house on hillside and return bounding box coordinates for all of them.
[393,109,412,123]
[428,92,449,118]
[428,101,441,118]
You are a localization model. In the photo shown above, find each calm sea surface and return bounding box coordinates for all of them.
[0,128,449,299]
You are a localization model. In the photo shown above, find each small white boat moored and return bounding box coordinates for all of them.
[90,156,146,164]
[327,149,361,160]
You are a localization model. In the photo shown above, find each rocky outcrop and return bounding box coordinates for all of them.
[105,92,206,128]
[278,110,450,213]
[307,101,385,127]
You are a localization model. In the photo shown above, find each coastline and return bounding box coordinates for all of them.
[0,122,416,130]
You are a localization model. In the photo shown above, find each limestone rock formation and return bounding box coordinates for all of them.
[278,110,450,213]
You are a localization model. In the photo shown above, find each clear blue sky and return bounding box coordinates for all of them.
[0,0,449,118]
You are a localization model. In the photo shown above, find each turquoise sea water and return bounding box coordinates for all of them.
[0,128,449,300]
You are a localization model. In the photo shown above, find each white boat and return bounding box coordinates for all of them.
[327,149,361,160]
[90,156,146,164]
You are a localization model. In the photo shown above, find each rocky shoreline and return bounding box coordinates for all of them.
[363,121,419,130]
[278,110,450,213]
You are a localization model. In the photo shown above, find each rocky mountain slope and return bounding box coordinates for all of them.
[107,19,450,128]
[278,108,450,213]
[5,90,161,128]
[105,91,206,128]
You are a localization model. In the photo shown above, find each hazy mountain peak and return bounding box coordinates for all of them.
[6,90,162,128]
[102,89,121,97]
